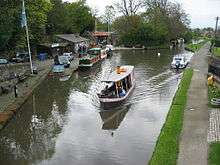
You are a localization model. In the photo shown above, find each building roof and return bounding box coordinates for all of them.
[92,31,112,37]
[39,43,69,48]
[102,65,134,82]
[56,34,88,43]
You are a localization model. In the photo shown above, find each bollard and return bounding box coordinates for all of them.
[14,85,18,98]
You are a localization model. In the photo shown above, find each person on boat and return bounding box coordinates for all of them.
[118,87,126,97]
[175,62,180,72]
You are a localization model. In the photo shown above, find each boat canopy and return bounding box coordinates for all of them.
[89,47,102,51]
[102,65,134,82]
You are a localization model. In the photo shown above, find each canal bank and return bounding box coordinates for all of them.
[149,42,210,165]
[0,60,53,130]
[178,42,210,165]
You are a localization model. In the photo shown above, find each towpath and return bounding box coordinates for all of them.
[177,43,210,165]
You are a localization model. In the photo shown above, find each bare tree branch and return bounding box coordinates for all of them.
[115,0,144,16]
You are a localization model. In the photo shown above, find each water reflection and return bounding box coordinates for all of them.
[99,106,130,130]
[0,49,193,165]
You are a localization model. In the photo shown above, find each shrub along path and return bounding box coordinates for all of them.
[177,43,210,165]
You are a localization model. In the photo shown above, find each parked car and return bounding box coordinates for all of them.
[59,55,70,68]
[11,52,30,63]
[63,52,73,61]
[0,58,8,65]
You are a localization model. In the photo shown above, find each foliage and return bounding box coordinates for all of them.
[0,0,94,55]
[0,1,20,53]
[185,42,205,52]
[208,85,220,107]
[46,0,67,35]
[113,0,190,47]
[213,38,220,47]
[115,0,144,16]
[209,142,220,165]
[0,0,52,53]
[213,47,220,58]
[149,68,193,165]
[64,1,95,34]
[48,0,94,35]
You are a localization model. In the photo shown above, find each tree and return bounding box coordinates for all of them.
[0,0,19,52]
[115,0,144,16]
[0,0,52,53]
[143,0,190,42]
[62,0,95,34]
[47,0,68,35]
[102,5,115,32]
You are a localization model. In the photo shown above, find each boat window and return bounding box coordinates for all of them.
[174,57,182,61]
[99,82,117,98]
[88,50,100,55]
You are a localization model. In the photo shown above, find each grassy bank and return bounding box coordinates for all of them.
[208,85,220,107]
[185,42,204,52]
[213,47,220,58]
[208,85,220,165]
[209,142,220,165]
[149,68,193,165]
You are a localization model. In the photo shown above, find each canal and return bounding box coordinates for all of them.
[0,48,193,165]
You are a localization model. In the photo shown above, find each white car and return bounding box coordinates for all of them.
[59,55,70,68]
[63,52,73,61]
[0,58,8,65]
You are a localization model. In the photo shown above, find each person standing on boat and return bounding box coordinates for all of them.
[118,86,126,97]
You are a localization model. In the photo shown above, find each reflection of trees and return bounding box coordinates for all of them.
[99,106,130,130]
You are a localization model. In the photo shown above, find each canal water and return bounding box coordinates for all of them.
[0,48,193,165]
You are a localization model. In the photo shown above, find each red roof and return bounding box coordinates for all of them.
[92,31,111,37]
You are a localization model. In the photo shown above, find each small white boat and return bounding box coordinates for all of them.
[171,55,188,69]
[98,65,135,109]
[59,75,71,82]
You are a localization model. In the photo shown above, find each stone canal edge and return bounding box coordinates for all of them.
[0,60,53,130]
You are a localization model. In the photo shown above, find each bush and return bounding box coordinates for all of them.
[213,38,220,47]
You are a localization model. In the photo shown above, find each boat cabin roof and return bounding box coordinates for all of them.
[89,47,101,51]
[174,55,185,59]
[102,65,134,82]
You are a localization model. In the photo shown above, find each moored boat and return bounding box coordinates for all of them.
[171,55,189,69]
[79,47,107,69]
[105,44,115,57]
[97,65,135,109]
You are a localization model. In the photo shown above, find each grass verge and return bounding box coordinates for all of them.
[185,43,204,52]
[208,85,220,165]
[208,85,220,107]
[149,68,193,165]
[209,142,220,165]
[213,47,220,58]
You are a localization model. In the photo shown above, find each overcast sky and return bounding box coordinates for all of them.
[64,0,220,28]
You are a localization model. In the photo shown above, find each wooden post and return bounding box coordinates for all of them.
[214,16,219,40]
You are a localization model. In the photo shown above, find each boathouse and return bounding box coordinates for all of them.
[92,31,117,45]
[37,43,70,58]
[56,34,89,54]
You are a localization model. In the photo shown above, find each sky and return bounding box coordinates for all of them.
[64,0,220,28]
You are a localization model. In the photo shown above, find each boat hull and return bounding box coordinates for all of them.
[171,62,188,69]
